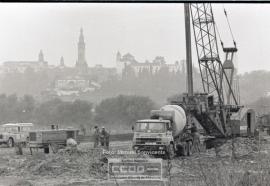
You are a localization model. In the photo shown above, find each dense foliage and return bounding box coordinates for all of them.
[0,94,156,130]
[92,67,202,106]
[0,94,93,127]
[95,95,156,128]
[1,68,270,111]
[239,70,270,104]
[0,66,203,106]
[248,96,270,115]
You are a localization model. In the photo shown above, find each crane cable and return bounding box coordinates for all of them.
[215,20,224,49]
[223,5,237,47]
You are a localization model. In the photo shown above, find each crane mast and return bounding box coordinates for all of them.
[184,4,193,97]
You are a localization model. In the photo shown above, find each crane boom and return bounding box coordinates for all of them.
[190,3,238,106]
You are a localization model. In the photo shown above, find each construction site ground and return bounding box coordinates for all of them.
[1,132,270,186]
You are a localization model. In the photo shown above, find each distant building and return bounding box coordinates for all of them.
[54,76,100,96]
[116,51,183,78]
[75,28,88,74]
[2,50,48,73]
[59,56,65,68]
[116,52,137,75]
[55,76,90,91]
[50,28,117,97]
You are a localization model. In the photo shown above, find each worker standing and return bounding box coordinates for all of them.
[100,126,110,150]
[105,129,110,150]
[81,124,86,136]
[191,123,200,153]
[93,126,100,148]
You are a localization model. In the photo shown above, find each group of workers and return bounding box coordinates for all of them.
[93,126,110,149]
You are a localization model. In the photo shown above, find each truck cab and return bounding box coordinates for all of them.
[132,119,174,155]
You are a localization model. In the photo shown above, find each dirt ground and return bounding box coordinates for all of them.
[0,133,270,186]
[0,141,134,186]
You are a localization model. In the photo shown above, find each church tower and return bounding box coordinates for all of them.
[116,51,121,61]
[116,51,123,75]
[75,28,88,74]
[60,56,65,67]
[38,50,44,62]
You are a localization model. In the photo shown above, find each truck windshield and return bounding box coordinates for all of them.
[135,122,166,133]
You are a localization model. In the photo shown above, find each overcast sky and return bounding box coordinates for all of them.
[0,3,269,74]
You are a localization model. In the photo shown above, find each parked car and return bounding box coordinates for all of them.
[0,123,34,147]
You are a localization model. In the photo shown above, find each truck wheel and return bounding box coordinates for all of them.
[44,147,50,154]
[187,141,193,156]
[7,138,14,148]
[167,144,175,159]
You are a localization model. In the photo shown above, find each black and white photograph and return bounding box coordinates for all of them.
[0,1,269,186]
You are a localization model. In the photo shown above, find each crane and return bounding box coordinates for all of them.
[131,3,256,157]
[178,3,243,138]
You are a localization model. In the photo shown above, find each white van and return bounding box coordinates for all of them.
[0,123,34,147]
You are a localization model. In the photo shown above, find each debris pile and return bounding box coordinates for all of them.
[206,137,259,159]
[1,137,269,185]
[5,143,150,180]
[169,137,270,186]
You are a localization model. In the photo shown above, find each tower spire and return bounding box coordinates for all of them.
[38,50,44,62]
[75,28,88,74]
[79,27,84,43]
[60,56,65,67]
[116,51,121,61]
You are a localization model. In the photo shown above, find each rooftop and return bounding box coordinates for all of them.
[136,119,170,123]
[1,123,34,127]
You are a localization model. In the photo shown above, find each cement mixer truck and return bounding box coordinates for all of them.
[132,105,199,159]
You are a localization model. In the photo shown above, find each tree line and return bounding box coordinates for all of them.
[93,66,203,106]
[248,96,270,115]
[0,65,203,106]
[0,94,156,131]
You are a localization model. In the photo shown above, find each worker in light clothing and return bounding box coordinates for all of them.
[100,126,110,150]
[93,126,100,148]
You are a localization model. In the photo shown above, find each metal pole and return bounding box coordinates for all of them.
[184,3,193,96]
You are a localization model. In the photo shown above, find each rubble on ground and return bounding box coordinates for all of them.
[0,137,270,185]
[169,137,270,186]
[206,137,260,159]
[1,142,148,181]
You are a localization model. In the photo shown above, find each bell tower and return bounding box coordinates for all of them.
[38,50,44,62]
[75,28,88,73]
